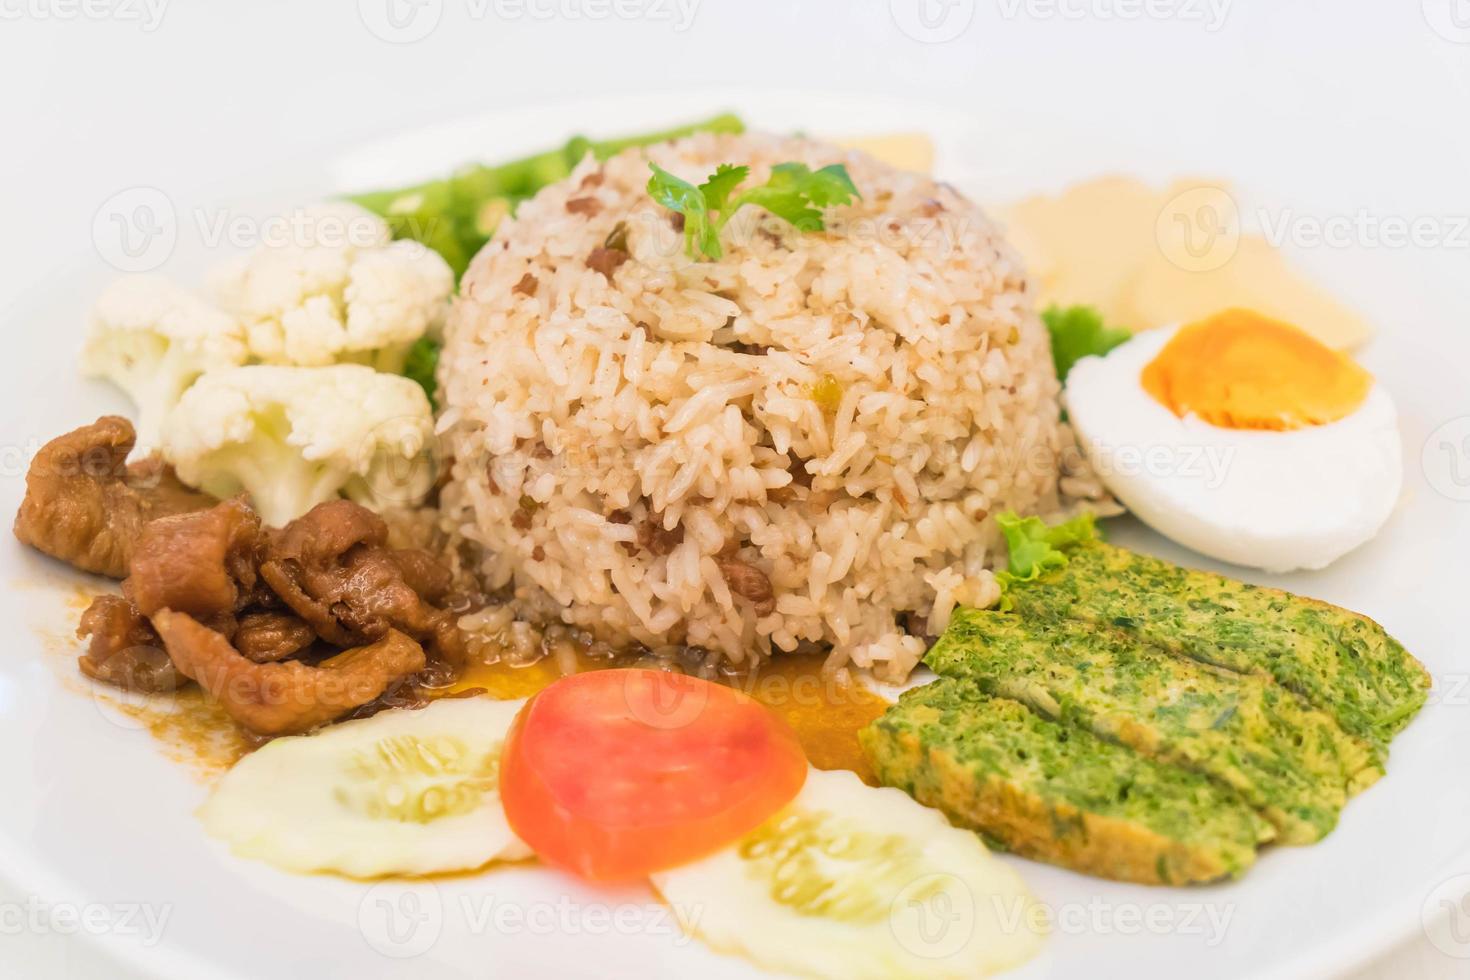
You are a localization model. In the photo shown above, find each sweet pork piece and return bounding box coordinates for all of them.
[153,610,426,736]
[259,500,466,665]
[390,549,455,604]
[234,612,317,664]
[67,492,467,733]
[76,595,184,693]
[125,497,262,620]
[13,417,212,578]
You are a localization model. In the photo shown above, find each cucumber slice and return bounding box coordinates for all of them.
[200,697,530,877]
[650,768,1044,979]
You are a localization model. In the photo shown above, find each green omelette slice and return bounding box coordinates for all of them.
[1007,541,1430,749]
[925,608,1383,845]
[861,678,1273,885]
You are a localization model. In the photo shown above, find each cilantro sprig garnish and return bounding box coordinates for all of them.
[647,161,860,260]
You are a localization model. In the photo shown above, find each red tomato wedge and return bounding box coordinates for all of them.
[499,668,808,881]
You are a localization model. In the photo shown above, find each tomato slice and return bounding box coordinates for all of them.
[499,668,808,881]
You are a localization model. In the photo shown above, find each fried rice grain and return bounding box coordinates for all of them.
[438,132,1102,680]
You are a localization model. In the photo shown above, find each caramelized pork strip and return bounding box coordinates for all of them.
[125,497,261,619]
[269,498,388,562]
[14,417,212,578]
[152,610,426,736]
[390,549,455,604]
[258,500,392,645]
[234,612,317,664]
[259,500,466,664]
[77,595,185,693]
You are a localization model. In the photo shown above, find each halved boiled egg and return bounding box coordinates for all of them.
[1065,308,1401,572]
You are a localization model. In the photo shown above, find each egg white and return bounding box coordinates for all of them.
[1064,325,1402,573]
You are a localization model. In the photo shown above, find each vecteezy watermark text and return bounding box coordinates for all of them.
[0,0,167,29]
[996,0,1232,31]
[993,895,1235,944]
[0,898,172,946]
[358,0,699,43]
[1258,209,1470,251]
[357,882,701,959]
[90,190,452,273]
[1083,441,1236,490]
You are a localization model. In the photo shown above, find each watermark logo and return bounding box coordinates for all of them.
[890,873,977,959]
[462,895,699,942]
[356,415,442,510]
[1156,185,1240,272]
[1083,441,1236,490]
[355,889,701,954]
[1426,673,1470,708]
[88,663,186,733]
[620,668,711,732]
[358,0,444,43]
[993,896,1234,943]
[480,0,701,30]
[359,0,701,40]
[1423,0,1470,43]
[1257,209,1470,251]
[93,186,176,273]
[195,205,395,252]
[1423,873,1470,957]
[890,0,976,43]
[0,898,172,945]
[0,0,169,30]
[358,880,444,958]
[996,0,1231,31]
[1424,417,1470,502]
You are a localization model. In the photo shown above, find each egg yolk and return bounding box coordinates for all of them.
[1141,308,1372,430]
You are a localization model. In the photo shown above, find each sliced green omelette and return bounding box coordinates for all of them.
[925,609,1382,845]
[1007,540,1429,749]
[861,678,1273,885]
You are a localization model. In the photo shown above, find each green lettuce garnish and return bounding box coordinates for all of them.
[402,337,442,406]
[994,511,1099,609]
[647,161,860,260]
[1042,304,1130,382]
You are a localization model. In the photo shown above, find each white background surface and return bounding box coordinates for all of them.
[1,1,1468,977]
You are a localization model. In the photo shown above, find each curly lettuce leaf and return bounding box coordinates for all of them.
[994,511,1099,609]
[1042,304,1131,382]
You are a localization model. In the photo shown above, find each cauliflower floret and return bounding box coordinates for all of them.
[81,275,249,454]
[162,365,437,527]
[210,203,452,373]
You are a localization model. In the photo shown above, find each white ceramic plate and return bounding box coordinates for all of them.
[2,90,1468,980]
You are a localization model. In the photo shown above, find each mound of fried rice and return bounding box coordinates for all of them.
[437,132,1103,680]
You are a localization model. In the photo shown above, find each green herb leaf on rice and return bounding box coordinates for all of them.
[648,160,861,261]
[1042,304,1131,382]
[350,113,745,281]
[648,163,719,259]
[697,163,750,214]
[994,511,1099,609]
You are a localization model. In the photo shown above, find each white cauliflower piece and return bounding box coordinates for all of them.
[81,275,248,454]
[162,364,437,527]
[210,202,452,372]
